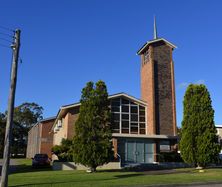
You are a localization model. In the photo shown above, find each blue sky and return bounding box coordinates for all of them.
[0,0,221,126]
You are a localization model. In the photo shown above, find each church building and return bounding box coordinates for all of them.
[27,19,178,166]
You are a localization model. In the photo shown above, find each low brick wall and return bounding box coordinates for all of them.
[158,162,191,168]
[52,161,121,170]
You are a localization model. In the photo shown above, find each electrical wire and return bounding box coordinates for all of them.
[0,25,14,32]
[0,37,12,43]
[0,43,10,49]
[0,32,14,38]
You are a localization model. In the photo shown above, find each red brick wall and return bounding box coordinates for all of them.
[67,112,79,139]
[140,41,177,136]
[39,119,55,158]
[141,46,156,135]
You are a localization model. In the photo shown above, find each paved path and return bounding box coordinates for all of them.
[189,185,222,187]
[153,183,222,187]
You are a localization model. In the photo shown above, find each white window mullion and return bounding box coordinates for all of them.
[145,106,147,135]
[120,98,122,134]
[137,105,139,134]
[129,102,131,134]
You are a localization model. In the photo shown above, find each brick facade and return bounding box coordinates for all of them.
[141,46,156,135]
[26,117,55,158]
[39,119,55,157]
[27,32,178,165]
[140,40,177,136]
[53,107,79,146]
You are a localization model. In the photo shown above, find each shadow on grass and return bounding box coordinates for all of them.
[10,173,144,187]
[11,164,52,174]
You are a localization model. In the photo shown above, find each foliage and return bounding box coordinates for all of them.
[158,152,183,162]
[0,113,6,157]
[179,84,220,167]
[52,139,73,161]
[72,80,113,172]
[13,102,43,129]
[177,127,182,138]
[1,103,44,157]
[11,122,27,157]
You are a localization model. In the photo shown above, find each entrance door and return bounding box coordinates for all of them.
[145,142,154,163]
[120,138,154,164]
[126,141,135,163]
[136,142,144,163]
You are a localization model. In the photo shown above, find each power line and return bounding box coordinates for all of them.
[0,43,10,49]
[0,25,14,32]
[0,32,14,38]
[0,37,12,43]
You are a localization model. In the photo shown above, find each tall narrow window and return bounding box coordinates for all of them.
[111,98,120,133]
[144,49,149,64]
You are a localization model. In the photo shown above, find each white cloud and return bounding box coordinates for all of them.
[177,80,205,89]
[195,79,205,84]
[178,82,189,89]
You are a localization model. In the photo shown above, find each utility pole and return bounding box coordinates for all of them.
[0,29,21,187]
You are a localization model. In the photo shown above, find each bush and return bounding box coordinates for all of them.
[158,152,183,162]
[51,139,73,162]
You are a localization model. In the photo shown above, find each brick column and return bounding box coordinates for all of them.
[170,50,177,136]
[112,138,118,158]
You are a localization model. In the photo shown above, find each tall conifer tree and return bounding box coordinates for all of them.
[180,84,220,167]
[73,81,113,172]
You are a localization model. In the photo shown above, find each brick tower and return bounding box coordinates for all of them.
[137,17,177,136]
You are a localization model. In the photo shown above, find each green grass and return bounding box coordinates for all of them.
[8,159,222,187]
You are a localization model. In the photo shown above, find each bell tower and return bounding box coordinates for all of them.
[137,17,177,136]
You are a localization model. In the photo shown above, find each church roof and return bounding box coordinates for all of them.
[50,92,147,132]
[137,38,177,55]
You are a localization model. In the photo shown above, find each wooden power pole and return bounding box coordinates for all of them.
[0,29,21,187]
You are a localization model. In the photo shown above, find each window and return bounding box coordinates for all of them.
[112,113,120,121]
[131,114,138,122]
[111,99,120,106]
[131,106,138,114]
[122,98,129,104]
[110,97,146,135]
[122,105,129,112]
[144,49,149,64]
[159,140,170,151]
[111,106,120,112]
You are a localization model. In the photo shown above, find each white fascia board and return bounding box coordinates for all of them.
[112,133,178,139]
[108,93,147,106]
[137,38,177,55]
[50,93,147,133]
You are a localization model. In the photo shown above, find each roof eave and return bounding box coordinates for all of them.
[137,38,177,55]
[50,93,147,133]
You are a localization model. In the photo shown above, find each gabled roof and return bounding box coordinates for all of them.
[137,38,177,55]
[50,92,147,132]
[39,116,56,123]
[108,92,147,105]
[28,116,56,133]
[216,125,222,128]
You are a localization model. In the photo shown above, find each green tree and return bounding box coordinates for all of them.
[2,103,43,157]
[73,80,113,172]
[13,102,43,129]
[179,84,220,167]
[13,102,43,157]
[0,113,6,157]
[177,127,182,138]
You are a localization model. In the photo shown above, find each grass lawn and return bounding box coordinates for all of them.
[9,159,222,187]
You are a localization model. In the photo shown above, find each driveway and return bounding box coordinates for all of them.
[153,183,222,187]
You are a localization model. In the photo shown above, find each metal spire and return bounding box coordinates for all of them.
[153,16,157,40]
